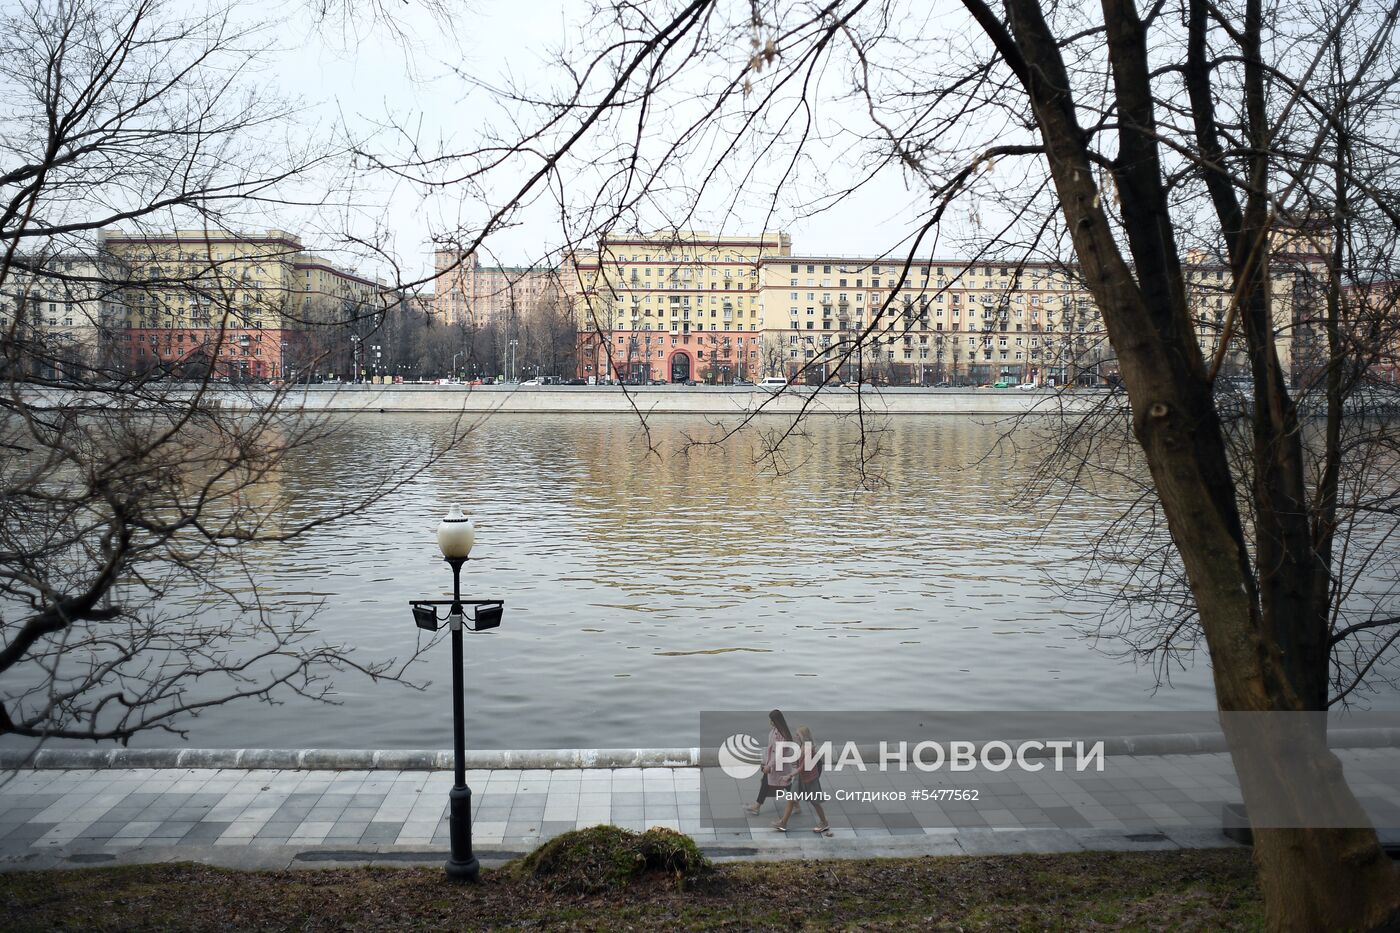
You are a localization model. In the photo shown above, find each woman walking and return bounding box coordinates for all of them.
[743,709,796,815]
[772,725,831,834]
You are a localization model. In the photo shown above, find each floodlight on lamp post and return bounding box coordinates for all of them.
[407,505,504,883]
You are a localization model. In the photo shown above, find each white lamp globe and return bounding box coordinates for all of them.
[436,505,476,559]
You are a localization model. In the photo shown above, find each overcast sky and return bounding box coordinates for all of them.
[270,0,945,279]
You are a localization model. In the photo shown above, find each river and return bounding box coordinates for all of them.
[7,412,1226,750]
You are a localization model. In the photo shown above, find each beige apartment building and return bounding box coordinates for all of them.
[293,252,390,378]
[559,227,1324,385]
[102,229,383,380]
[0,250,128,378]
[757,256,1108,385]
[757,238,1321,386]
[565,230,791,382]
[432,250,563,326]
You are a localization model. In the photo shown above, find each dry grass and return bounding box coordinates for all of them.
[0,848,1263,931]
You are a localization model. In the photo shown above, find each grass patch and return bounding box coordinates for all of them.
[0,847,1262,931]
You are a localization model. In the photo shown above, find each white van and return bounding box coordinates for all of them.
[759,377,787,389]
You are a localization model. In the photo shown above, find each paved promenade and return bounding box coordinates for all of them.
[4,744,1398,873]
[0,754,1260,872]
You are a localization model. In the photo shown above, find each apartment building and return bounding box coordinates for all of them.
[757,256,1109,385]
[0,250,127,379]
[565,230,791,383]
[103,229,383,381]
[759,239,1323,387]
[293,252,389,378]
[432,250,563,326]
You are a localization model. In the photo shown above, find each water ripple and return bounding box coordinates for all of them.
[31,413,1220,750]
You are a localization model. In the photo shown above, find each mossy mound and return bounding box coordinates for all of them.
[514,825,710,894]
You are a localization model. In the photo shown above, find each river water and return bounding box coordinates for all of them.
[10,412,1227,750]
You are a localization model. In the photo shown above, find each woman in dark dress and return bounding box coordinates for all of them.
[743,709,797,815]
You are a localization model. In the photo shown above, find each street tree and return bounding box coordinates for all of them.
[0,0,465,745]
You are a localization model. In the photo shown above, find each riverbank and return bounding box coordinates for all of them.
[9,723,1400,770]
[0,849,1262,931]
[22,383,1122,415]
[269,384,1115,416]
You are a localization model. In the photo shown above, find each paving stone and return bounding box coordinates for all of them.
[357,822,403,844]
[348,795,386,809]
[0,822,55,843]
[148,821,198,839]
[255,821,302,838]
[538,820,576,838]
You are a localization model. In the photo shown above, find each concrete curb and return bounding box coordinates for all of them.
[0,746,702,772]
[6,728,1400,771]
[0,827,1245,873]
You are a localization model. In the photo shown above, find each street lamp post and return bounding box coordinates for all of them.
[408,506,504,883]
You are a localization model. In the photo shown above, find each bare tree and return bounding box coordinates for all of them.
[522,292,581,379]
[0,0,467,745]
[365,0,1400,926]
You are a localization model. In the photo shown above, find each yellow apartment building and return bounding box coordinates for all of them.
[757,255,1109,385]
[476,221,1327,387]
[566,230,791,383]
[293,253,390,379]
[757,238,1320,387]
[102,229,383,381]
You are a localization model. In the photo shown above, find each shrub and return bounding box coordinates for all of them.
[514,824,711,894]
[637,826,708,881]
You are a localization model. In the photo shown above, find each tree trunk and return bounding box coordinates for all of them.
[968,0,1400,926]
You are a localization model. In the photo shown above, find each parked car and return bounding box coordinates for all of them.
[520,378,540,386]
[1017,382,1038,391]
[733,379,754,386]
[566,377,587,385]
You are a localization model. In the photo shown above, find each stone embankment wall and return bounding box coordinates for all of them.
[45,384,1116,416]
[5,727,1400,770]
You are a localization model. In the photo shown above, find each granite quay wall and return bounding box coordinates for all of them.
[22,384,1123,416]
[6,728,1400,771]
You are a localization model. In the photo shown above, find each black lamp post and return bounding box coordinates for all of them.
[408,506,504,883]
